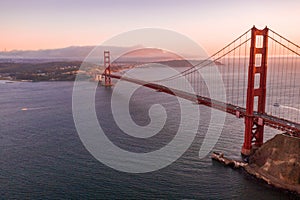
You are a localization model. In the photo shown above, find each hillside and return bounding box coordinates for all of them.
[245,134,300,194]
[0,61,85,81]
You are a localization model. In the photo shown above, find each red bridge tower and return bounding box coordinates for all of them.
[242,26,269,156]
[102,50,112,86]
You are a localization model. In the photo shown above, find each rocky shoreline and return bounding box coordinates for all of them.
[245,134,300,194]
[211,134,300,195]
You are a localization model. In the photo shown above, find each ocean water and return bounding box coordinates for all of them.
[0,80,298,199]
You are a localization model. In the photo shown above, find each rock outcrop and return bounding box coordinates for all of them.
[244,134,300,194]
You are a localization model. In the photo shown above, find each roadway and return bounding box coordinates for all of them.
[108,74,300,135]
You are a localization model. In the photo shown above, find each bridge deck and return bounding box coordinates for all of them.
[109,74,300,135]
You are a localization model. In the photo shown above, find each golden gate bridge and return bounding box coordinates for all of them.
[100,26,300,157]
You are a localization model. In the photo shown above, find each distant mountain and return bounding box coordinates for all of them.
[112,48,184,63]
[0,45,200,64]
[0,45,142,62]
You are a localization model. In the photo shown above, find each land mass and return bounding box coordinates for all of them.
[0,61,84,81]
[0,59,217,82]
[0,46,220,81]
[245,134,300,194]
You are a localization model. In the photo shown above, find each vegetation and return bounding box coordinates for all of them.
[0,61,88,81]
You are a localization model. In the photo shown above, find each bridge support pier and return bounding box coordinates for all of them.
[242,26,269,157]
[102,51,112,87]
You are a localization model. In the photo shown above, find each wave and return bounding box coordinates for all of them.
[21,107,50,111]
[277,105,300,112]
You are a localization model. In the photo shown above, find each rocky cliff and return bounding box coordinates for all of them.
[244,134,300,194]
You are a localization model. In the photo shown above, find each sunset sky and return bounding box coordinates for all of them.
[1,0,299,54]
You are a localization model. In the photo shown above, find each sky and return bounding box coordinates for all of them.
[1,0,300,54]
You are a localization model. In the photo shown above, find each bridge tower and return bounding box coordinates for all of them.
[102,50,112,86]
[242,26,269,156]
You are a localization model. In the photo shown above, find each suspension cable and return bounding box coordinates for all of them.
[153,28,252,82]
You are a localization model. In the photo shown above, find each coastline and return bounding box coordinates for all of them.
[212,134,300,195]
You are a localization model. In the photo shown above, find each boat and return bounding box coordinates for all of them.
[273,102,280,107]
[21,80,33,82]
